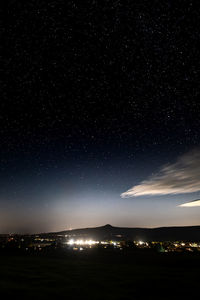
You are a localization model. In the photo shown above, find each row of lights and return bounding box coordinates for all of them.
[67,239,118,246]
[67,239,99,246]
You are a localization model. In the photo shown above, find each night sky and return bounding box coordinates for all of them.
[2,0,200,233]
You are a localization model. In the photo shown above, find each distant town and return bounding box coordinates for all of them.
[1,224,200,254]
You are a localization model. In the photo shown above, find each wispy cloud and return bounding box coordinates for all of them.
[179,199,200,207]
[121,148,200,198]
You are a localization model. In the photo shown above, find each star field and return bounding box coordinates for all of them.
[1,0,200,232]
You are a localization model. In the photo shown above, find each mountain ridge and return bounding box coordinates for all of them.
[43,224,200,242]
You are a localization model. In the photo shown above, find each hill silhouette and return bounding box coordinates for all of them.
[45,224,200,241]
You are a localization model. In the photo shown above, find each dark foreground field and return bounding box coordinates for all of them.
[0,250,199,299]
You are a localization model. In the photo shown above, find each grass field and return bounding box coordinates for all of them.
[0,250,199,299]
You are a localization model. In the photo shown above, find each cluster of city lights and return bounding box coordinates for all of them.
[67,239,99,246]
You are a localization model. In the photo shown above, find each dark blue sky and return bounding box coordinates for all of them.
[2,0,200,233]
